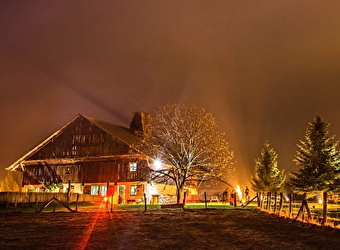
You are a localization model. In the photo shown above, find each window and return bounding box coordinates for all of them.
[72,135,76,144]
[130,185,137,196]
[129,162,137,171]
[72,145,77,156]
[91,185,107,196]
[66,167,72,174]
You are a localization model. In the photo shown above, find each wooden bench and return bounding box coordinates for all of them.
[210,196,219,202]
[160,203,184,209]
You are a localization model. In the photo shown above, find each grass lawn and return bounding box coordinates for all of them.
[1,202,340,249]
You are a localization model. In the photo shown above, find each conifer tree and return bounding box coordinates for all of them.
[251,141,286,192]
[290,115,340,225]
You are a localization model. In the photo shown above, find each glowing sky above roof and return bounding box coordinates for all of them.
[2,0,340,183]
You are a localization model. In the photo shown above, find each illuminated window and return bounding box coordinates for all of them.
[72,146,77,156]
[66,167,72,174]
[72,135,76,144]
[130,185,137,196]
[91,185,107,196]
[129,162,137,171]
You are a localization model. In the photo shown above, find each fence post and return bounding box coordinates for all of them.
[75,193,79,212]
[67,180,71,205]
[53,194,56,212]
[143,193,147,212]
[278,192,283,216]
[289,193,293,218]
[204,192,207,209]
[35,193,38,212]
[106,182,109,208]
[110,193,114,212]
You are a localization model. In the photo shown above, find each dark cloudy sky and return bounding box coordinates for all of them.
[1,1,340,184]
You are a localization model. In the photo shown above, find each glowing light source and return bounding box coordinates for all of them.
[236,185,242,201]
[153,158,162,170]
[148,182,157,195]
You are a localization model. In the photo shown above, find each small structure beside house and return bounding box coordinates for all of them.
[6,112,185,204]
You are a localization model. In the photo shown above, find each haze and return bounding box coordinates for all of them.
[1,1,340,183]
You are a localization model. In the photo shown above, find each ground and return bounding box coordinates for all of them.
[1,204,340,250]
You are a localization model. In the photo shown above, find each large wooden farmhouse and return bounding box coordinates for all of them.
[6,112,188,204]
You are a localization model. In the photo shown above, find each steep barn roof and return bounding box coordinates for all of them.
[84,115,140,147]
[6,114,144,171]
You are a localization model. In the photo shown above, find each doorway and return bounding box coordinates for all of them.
[118,185,125,204]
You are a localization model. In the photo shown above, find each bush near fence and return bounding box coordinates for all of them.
[0,192,102,206]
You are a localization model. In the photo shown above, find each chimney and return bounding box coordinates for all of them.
[129,111,151,136]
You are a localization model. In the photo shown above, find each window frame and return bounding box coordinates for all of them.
[129,162,137,172]
[130,185,137,196]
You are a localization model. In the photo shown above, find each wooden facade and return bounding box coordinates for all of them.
[6,113,157,204]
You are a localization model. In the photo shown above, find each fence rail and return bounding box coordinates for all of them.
[0,192,102,205]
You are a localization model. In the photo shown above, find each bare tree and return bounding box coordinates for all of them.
[140,104,235,203]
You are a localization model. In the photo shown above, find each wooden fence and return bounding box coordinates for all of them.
[0,192,102,205]
[255,192,340,226]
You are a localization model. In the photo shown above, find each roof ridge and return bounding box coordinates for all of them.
[6,114,82,171]
[6,113,146,171]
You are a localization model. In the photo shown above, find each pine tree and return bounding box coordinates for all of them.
[251,141,286,192]
[290,115,340,225]
[290,115,340,192]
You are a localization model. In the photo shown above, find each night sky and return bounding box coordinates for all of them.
[2,1,340,185]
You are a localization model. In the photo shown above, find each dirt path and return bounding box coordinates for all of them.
[1,206,340,249]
